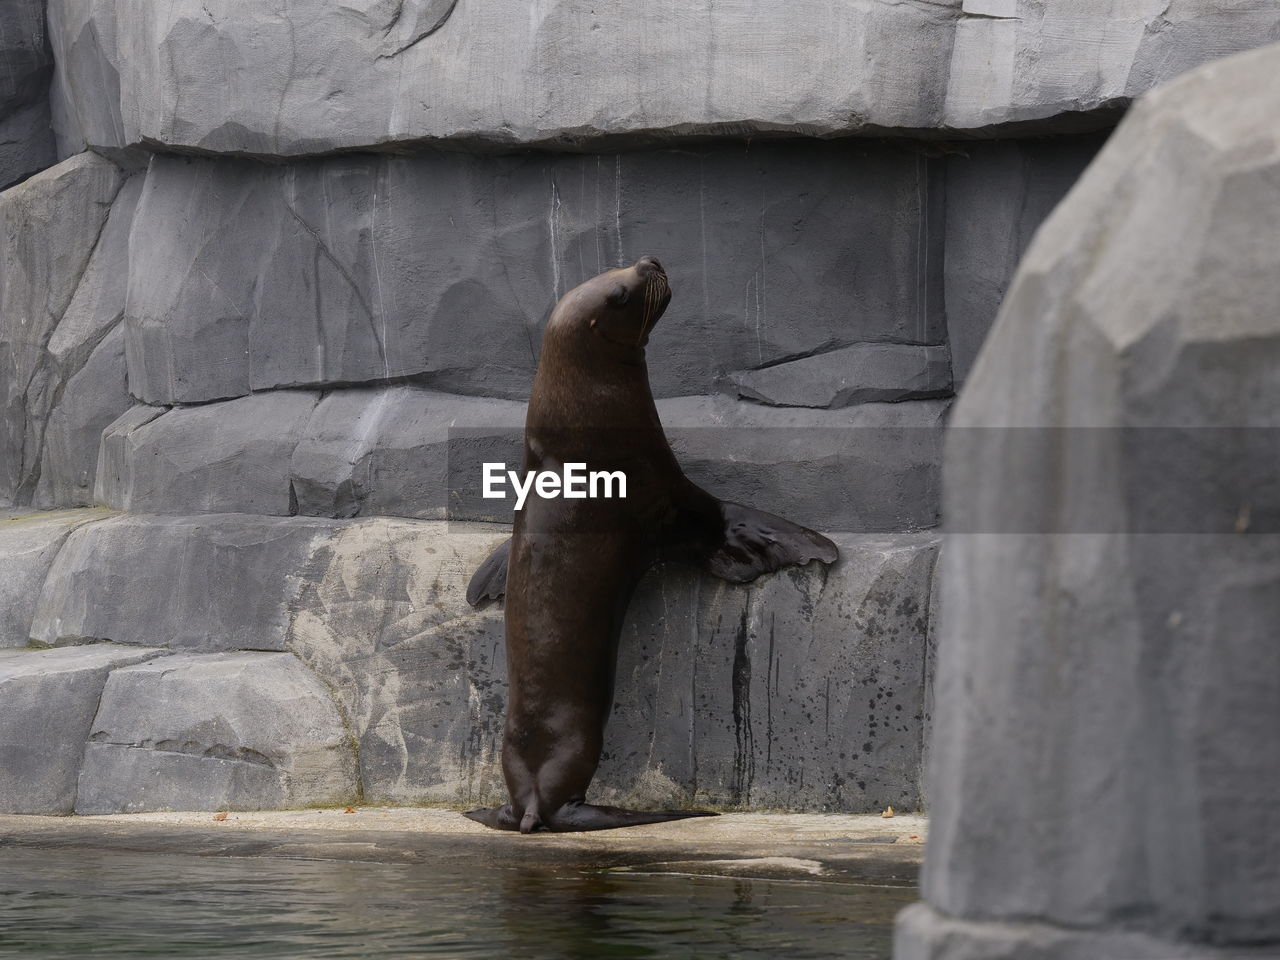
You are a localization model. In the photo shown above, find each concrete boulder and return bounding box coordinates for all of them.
[0,0,56,187]
[0,101,58,192]
[0,644,169,814]
[76,652,359,813]
[31,513,338,652]
[46,0,1280,155]
[287,518,940,812]
[597,532,942,813]
[0,153,127,506]
[897,44,1280,959]
[285,519,512,807]
[724,343,952,409]
[100,387,947,531]
[95,392,320,515]
[942,136,1107,385]
[123,144,946,404]
[290,387,524,521]
[660,396,948,533]
[0,508,107,648]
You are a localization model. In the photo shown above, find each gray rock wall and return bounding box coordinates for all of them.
[0,152,135,509]
[0,0,56,188]
[2,4,1275,822]
[77,652,359,814]
[896,44,1280,960]
[124,145,947,405]
[45,0,1280,155]
[2,508,939,815]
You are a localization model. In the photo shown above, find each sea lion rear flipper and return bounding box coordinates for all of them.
[547,803,718,832]
[705,501,838,583]
[466,538,511,606]
[463,804,521,830]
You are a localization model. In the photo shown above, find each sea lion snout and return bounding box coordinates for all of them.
[636,255,665,277]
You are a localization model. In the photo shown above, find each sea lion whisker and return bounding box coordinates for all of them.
[637,275,654,345]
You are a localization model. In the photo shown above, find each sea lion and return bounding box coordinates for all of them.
[464,255,838,833]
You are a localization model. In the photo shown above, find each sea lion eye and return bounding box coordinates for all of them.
[606,284,629,307]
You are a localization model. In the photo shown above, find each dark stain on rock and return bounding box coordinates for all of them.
[731,605,755,804]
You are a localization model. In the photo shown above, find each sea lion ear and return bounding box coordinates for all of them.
[606,283,630,307]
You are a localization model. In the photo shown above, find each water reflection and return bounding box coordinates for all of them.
[0,846,911,959]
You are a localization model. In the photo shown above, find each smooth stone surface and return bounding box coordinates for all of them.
[46,0,1280,155]
[30,514,337,652]
[94,392,320,515]
[0,153,125,505]
[896,903,1280,960]
[287,518,940,813]
[287,519,510,808]
[0,644,169,814]
[34,325,131,508]
[596,532,941,813]
[905,44,1280,959]
[102,387,946,531]
[0,509,108,648]
[92,402,165,509]
[76,652,359,813]
[942,135,1106,385]
[291,386,524,521]
[725,343,952,408]
[0,100,57,191]
[0,1,52,118]
[0,0,55,188]
[123,145,945,404]
[659,396,948,533]
[20,172,140,508]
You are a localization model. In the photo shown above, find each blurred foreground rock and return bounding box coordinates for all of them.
[896,44,1280,960]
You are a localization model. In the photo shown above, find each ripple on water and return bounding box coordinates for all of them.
[0,846,913,959]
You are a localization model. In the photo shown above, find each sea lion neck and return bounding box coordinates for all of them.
[527,328,657,436]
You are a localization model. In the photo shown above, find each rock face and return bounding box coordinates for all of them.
[942,135,1110,385]
[96,392,320,515]
[0,153,137,509]
[0,1,56,188]
[598,533,941,813]
[123,145,947,405]
[46,0,1280,156]
[0,644,168,814]
[2,0,1275,826]
[96,389,947,531]
[724,344,953,409]
[0,509,105,648]
[896,45,1280,960]
[31,513,335,652]
[0,510,941,814]
[76,652,358,814]
[286,518,941,811]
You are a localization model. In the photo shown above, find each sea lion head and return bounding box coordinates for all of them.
[552,256,672,352]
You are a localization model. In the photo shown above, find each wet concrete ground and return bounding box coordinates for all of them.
[0,808,926,886]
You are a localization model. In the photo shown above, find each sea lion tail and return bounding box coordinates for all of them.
[547,803,719,833]
[466,538,511,606]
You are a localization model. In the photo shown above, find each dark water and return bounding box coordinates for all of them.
[0,846,911,959]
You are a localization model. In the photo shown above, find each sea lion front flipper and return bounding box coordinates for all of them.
[466,537,511,606]
[705,501,838,583]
